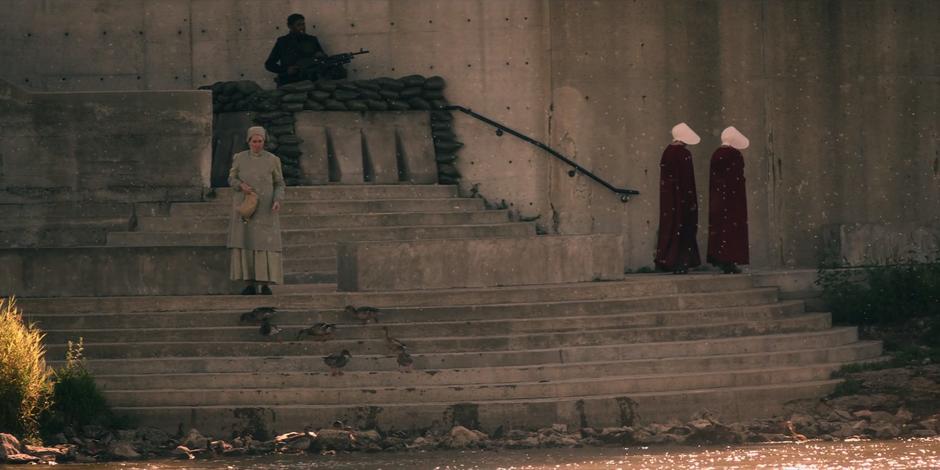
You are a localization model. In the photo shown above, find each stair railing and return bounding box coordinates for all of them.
[444,105,640,202]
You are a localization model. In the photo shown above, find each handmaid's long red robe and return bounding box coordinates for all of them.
[707,146,749,265]
[654,143,701,271]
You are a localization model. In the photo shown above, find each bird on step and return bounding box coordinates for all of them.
[324,350,352,376]
[296,322,336,341]
[346,305,380,324]
[260,317,282,340]
[240,306,277,324]
[383,326,406,353]
[396,347,414,373]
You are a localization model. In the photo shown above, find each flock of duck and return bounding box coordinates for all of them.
[239,305,414,375]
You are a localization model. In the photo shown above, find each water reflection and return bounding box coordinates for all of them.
[70,438,940,469]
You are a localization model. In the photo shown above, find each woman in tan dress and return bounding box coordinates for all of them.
[228,126,285,295]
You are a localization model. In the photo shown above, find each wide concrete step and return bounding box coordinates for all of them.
[103,364,841,407]
[284,271,336,284]
[60,328,863,375]
[112,380,842,435]
[28,288,780,329]
[33,297,800,333]
[0,219,128,248]
[170,198,486,217]
[137,210,511,232]
[18,276,758,314]
[107,223,535,246]
[39,302,805,344]
[282,244,336,259]
[91,342,882,390]
[211,184,459,201]
[43,314,832,359]
[284,257,336,273]
[0,202,136,219]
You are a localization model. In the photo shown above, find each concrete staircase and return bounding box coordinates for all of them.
[106,185,529,285]
[21,274,881,437]
[9,183,882,437]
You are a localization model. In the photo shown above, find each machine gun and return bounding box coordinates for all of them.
[319,48,370,67]
[297,48,370,70]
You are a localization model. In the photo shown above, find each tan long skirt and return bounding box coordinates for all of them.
[230,249,284,284]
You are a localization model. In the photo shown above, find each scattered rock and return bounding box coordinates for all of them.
[441,425,486,449]
[182,429,209,450]
[315,428,355,451]
[107,441,141,460]
[4,452,41,464]
[136,427,171,446]
[172,445,195,460]
[0,433,21,459]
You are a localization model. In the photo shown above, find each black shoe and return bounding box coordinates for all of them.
[260,285,273,295]
[240,286,256,295]
[672,266,689,275]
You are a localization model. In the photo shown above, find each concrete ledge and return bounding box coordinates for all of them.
[751,269,825,312]
[113,381,838,437]
[1,80,212,203]
[337,234,624,292]
[0,246,235,297]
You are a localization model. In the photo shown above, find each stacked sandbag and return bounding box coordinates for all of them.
[203,74,462,185]
[201,80,264,113]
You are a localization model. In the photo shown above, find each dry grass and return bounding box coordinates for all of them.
[0,297,53,440]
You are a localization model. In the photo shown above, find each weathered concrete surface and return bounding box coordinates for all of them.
[2,2,936,269]
[0,79,212,203]
[106,380,840,437]
[211,112,251,187]
[0,246,235,297]
[337,234,623,291]
[821,222,940,266]
[750,269,825,312]
[294,111,437,185]
[546,0,940,269]
[0,0,552,239]
[16,272,880,437]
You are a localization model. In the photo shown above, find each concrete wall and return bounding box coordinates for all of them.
[545,0,939,268]
[2,1,937,267]
[0,246,235,297]
[0,0,551,222]
[0,79,212,202]
[336,234,623,291]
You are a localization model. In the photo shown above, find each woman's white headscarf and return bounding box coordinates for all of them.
[671,122,701,145]
[246,126,267,143]
[720,126,750,150]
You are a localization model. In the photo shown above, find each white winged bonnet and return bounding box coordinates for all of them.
[671,122,701,145]
[720,126,750,150]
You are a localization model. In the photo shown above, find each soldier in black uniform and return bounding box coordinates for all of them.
[264,13,347,85]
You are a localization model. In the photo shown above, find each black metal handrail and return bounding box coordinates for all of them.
[444,105,640,202]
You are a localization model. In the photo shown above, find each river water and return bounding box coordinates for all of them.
[66,438,940,469]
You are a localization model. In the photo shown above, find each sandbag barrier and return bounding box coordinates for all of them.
[199,75,461,186]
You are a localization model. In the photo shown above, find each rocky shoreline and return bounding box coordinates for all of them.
[3,364,938,465]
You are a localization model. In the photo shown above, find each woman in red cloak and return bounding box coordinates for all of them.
[655,123,702,274]
[707,126,750,274]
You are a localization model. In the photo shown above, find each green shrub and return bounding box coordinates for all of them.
[42,338,118,434]
[816,256,940,326]
[0,297,53,440]
[830,378,863,397]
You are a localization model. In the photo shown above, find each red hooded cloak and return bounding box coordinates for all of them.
[707,146,749,265]
[654,143,701,271]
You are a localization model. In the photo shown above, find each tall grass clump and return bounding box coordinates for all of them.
[42,337,119,434]
[0,297,53,440]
